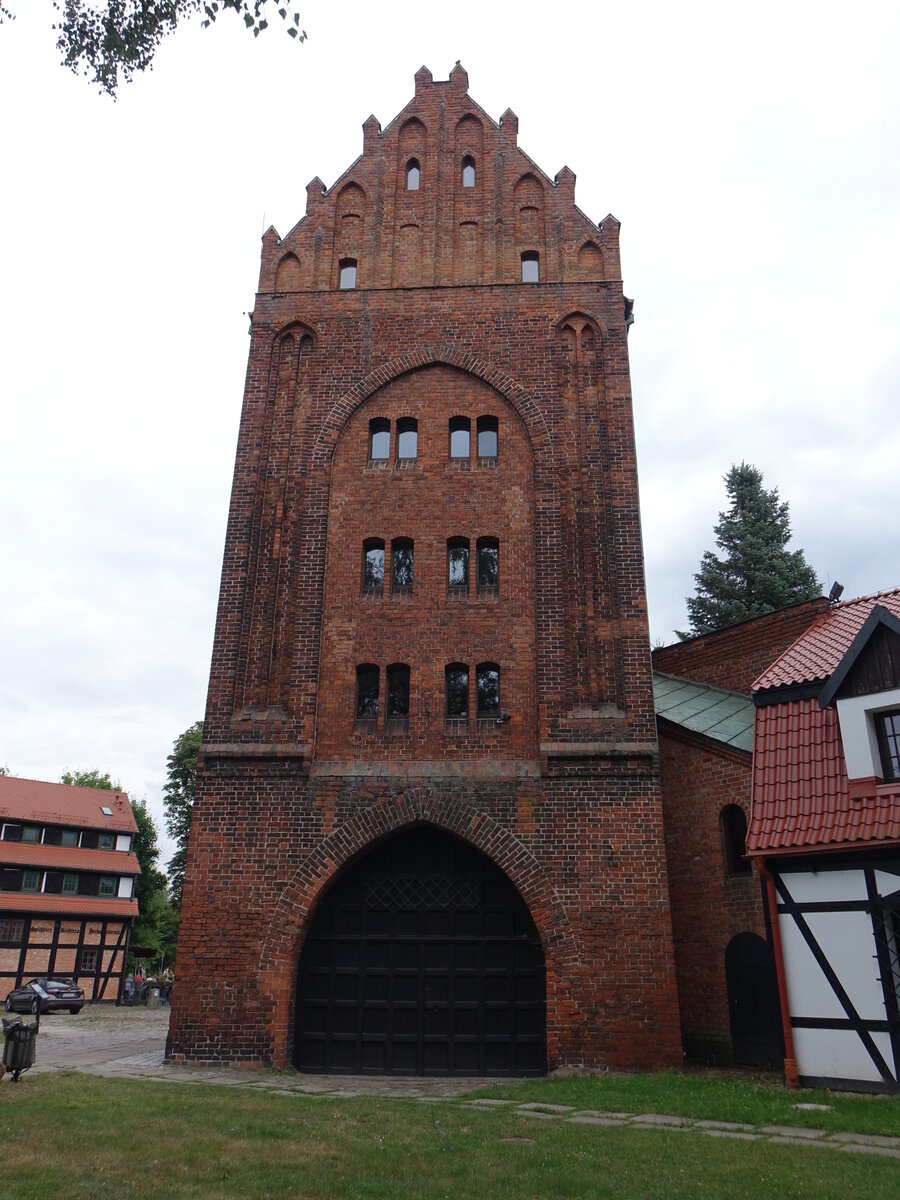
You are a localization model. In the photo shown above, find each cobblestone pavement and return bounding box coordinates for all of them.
[16,1007,900,1159]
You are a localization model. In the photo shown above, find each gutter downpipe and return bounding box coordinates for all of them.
[758,859,799,1089]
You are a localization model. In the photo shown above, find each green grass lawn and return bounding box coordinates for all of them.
[469,1070,900,1137]
[1,1073,899,1200]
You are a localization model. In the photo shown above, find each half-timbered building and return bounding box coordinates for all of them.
[749,588,900,1092]
[0,775,140,1003]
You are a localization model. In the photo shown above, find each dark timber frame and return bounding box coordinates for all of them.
[768,853,900,1092]
[0,912,131,1002]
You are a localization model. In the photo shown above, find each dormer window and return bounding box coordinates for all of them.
[876,710,900,781]
[406,159,420,190]
[339,258,357,289]
[521,252,540,283]
[462,156,476,188]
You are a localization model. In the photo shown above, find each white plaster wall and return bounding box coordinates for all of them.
[780,869,868,904]
[804,911,886,1019]
[836,686,900,779]
[780,905,884,1020]
[118,876,133,898]
[793,1027,894,1084]
[116,833,132,852]
[875,868,900,895]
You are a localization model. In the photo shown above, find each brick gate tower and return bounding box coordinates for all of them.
[167,65,682,1074]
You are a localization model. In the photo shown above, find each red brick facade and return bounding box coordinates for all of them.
[653,599,828,694]
[657,729,761,1061]
[167,65,682,1072]
[653,603,826,1063]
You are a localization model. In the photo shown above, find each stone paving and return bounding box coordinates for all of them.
[15,1007,900,1159]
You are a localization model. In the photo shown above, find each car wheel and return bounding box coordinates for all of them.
[69,1007,81,1015]
[4,996,11,1012]
[31,997,40,1015]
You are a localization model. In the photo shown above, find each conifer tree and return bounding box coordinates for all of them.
[682,463,821,637]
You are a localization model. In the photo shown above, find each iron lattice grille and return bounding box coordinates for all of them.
[365,874,481,911]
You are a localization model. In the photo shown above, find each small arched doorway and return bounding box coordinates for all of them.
[293,826,546,1075]
[725,933,784,1067]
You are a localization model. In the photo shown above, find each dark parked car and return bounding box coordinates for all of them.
[4,978,84,1015]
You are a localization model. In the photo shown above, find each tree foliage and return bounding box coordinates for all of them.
[682,462,821,637]
[163,720,202,907]
[130,796,179,962]
[61,767,120,789]
[1,1,305,97]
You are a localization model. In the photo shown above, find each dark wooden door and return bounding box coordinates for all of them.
[294,827,546,1075]
[726,932,784,1067]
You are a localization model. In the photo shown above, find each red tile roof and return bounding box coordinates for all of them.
[748,699,900,853]
[753,587,900,692]
[0,893,138,918]
[0,842,140,875]
[0,776,138,833]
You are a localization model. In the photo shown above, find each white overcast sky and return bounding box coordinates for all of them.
[2,2,899,862]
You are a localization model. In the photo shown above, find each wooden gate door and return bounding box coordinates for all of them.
[726,932,784,1067]
[294,827,546,1075]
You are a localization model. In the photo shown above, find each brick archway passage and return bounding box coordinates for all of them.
[257,793,576,1069]
[294,825,546,1075]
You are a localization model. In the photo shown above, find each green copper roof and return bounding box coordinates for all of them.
[652,672,754,754]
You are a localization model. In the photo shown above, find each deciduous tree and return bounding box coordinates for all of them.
[163,720,202,907]
[682,462,821,637]
[1,1,306,97]
[61,769,178,961]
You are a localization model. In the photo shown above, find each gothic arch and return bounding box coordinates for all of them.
[311,349,553,469]
[275,252,304,292]
[256,790,578,1063]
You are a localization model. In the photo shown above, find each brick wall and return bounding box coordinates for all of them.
[168,66,681,1072]
[658,726,765,1062]
[653,599,828,694]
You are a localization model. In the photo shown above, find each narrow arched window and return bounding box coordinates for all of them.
[447,538,470,594]
[461,156,476,188]
[477,415,498,459]
[396,417,418,461]
[406,159,420,190]
[391,538,414,594]
[476,662,500,717]
[356,664,379,724]
[476,538,499,594]
[369,418,390,461]
[361,539,385,595]
[449,416,471,459]
[445,663,469,718]
[721,805,751,876]
[521,252,539,283]
[386,663,410,731]
[339,258,357,289]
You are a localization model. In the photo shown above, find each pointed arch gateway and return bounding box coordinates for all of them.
[256,793,571,1075]
[294,824,546,1075]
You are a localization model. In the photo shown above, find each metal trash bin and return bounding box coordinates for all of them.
[2,1016,39,1083]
